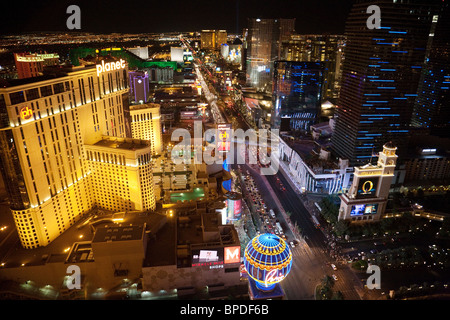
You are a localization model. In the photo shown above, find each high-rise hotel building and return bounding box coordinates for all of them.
[272,61,324,131]
[85,136,156,212]
[0,58,156,249]
[331,0,443,166]
[246,18,295,92]
[411,2,450,138]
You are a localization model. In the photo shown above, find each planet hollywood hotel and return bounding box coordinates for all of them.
[0,58,156,249]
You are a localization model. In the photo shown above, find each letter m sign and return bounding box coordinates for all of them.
[224,246,241,264]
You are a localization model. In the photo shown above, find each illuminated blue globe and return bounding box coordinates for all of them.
[244,233,293,291]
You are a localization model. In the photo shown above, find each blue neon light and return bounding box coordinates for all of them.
[389,31,407,34]
[362,114,400,117]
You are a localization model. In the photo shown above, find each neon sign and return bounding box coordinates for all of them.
[264,269,285,287]
[362,180,374,194]
[96,59,126,76]
[356,177,379,199]
[224,246,240,264]
[20,106,33,120]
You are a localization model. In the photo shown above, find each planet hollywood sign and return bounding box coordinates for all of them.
[96,59,126,77]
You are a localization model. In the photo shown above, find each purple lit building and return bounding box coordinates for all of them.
[129,70,150,104]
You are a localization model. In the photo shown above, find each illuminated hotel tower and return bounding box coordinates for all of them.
[85,137,156,212]
[338,142,398,222]
[130,103,162,156]
[246,18,295,92]
[411,2,450,138]
[201,30,216,50]
[331,0,443,166]
[0,58,155,249]
[14,53,60,79]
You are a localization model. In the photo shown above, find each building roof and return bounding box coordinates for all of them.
[89,137,150,151]
[232,37,243,45]
[92,224,144,243]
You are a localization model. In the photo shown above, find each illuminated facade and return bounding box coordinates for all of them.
[278,137,353,194]
[331,0,443,166]
[0,60,133,248]
[14,53,60,79]
[128,70,150,104]
[215,30,228,48]
[130,103,162,156]
[411,2,450,138]
[244,233,292,295]
[338,142,398,222]
[225,192,242,223]
[85,137,156,212]
[280,34,345,99]
[272,61,324,131]
[246,18,295,92]
[201,30,216,50]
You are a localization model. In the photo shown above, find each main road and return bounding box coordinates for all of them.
[188,44,365,299]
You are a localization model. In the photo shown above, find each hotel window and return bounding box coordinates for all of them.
[25,88,40,101]
[40,85,53,97]
[53,83,65,94]
[10,91,25,104]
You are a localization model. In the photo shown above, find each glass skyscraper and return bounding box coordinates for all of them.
[331,0,443,166]
[246,18,295,92]
[271,61,324,131]
[411,2,450,138]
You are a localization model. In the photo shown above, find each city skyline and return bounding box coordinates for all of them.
[0,0,449,305]
[0,0,353,35]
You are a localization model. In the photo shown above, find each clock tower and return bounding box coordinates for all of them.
[338,142,398,222]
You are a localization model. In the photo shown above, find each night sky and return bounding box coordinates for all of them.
[0,0,354,35]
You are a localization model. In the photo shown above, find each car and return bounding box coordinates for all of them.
[332,275,338,281]
[331,264,337,271]
[290,241,295,248]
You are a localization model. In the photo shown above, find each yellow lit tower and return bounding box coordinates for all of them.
[0,58,155,249]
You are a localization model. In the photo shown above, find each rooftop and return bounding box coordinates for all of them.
[92,224,144,243]
[89,137,150,151]
[129,103,161,111]
[0,64,95,89]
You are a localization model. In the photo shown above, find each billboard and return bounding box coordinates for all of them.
[192,248,224,267]
[227,197,242,221]
[350,203,379,216]
[217,124,232,153]
[356,177,379,199]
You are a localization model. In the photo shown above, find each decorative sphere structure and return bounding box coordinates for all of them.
[244,233,293,291]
